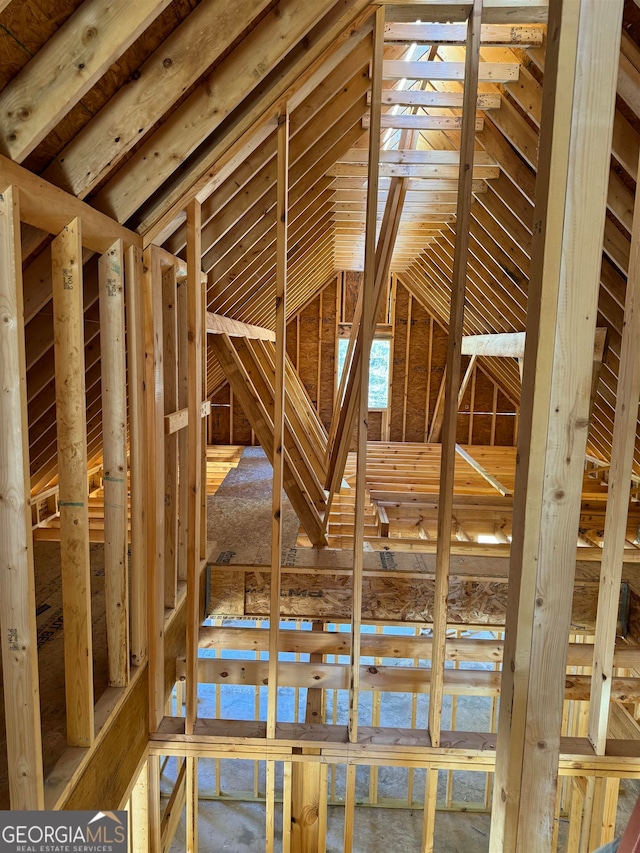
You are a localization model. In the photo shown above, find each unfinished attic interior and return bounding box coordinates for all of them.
[6,0,640,849]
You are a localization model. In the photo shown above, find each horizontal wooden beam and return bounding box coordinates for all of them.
[461,328,607,359]
[199,626,640,669]
[379,1,549,25]
[340,148,497,164]
[150,722,640,781]
[0,155,140,253]
[206,313,276,341]
[461,332,525,358]
[382,59,519,82]
[362,113,484,130]
[178,657,640,702]
[328,163,499,179]
[383,22,544,44]
[371,89,501,108]
[165,401,211,435]
[332,177,488,192]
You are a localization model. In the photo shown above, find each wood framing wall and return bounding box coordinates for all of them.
[3,2,640,853]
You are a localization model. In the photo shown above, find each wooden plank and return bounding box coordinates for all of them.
[350,5,386,746]
[135,0,374,243]
[383,22,543,44]
[429,0,482,754]
[179,656,640,701]
[587,152,640,753]
[462,332,525,357]
[378,1,549,24]
[374,88,500,108]
[362,113,484,130]
[186,757,198,853]
[130,761,149,853]
[383,59,518,82]
[206,312,275,341]
[490,1,623,849]
[200,627,640,669]
[200,277,207,569]
[327,162,500,179]
[343,764,357,853]
[163,265,179,610]
[42,0,273,199]
[98,239,129,687]
[93,0,346,225]
[177,279,189,582]
[267,109,290,739]
[186,200,203,736]
[142,247,165,733]
[0,184,44,808]
[125,246,147,666]
[339,149,497,165]
[266,759,276,853]
[0,154,140,254]
[148,755,162,853]
[52,218,95,747]
[0,0,171,162]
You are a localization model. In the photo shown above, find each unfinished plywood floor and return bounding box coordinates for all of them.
[207,447,299,557]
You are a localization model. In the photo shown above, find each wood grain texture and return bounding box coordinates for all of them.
[98,239,129,687]
[51,217,95,748]
[0,184,44,808]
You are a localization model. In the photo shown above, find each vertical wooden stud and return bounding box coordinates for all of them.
[186,756,198,853]
[429,0,482,749]
[587,150,640,751]
[130,759,150,853]
[126,245,147,667]
[200,278,208,563]
[162,264,179,609]
[142,246,165,733]
[490,1,623,849]
[52,216,95,747]
[343,764,357,853]
[0,184,44,807]
[266,759,276,853]
[350,3,385,745]
[148,754,162,853]
[177,277,188,582]
[186,200,203,736]
[421,769,438,853]
[283,762,293,853]
[99,238,129,687]
[267,106,289,739]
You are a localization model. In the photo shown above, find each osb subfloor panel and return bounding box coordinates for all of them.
[0,542,108,808]
[206,447,299,558]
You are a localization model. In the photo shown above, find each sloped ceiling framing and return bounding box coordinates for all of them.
[1,0,639,486]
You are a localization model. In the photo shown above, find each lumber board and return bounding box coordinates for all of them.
[490,1,624,848]
[98,240,129,687]
[51,218,95,748]
[0,154,140,253]
[42,0,273,199]
[185,200,202,735]
[0,0,172,162]
[0,184,44,808]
